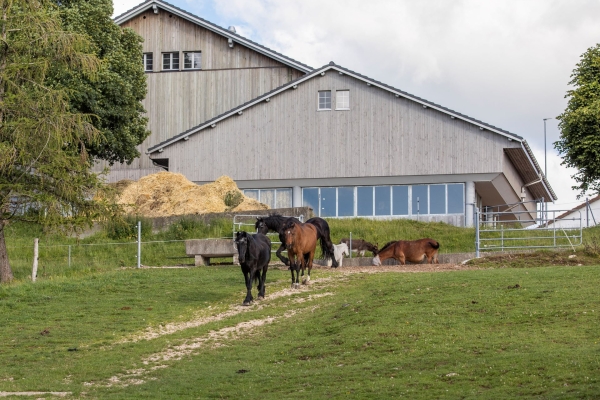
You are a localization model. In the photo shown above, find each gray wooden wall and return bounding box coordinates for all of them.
[100,9,305,181]
[155,72,522,182]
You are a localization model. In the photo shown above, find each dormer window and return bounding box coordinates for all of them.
[143,53,153,72]
[183,51,202,70]
[162,52,179,70]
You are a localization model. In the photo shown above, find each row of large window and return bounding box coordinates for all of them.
[243,184,465,217]
[303,184,464,217]
[244,188,292,210]
[143,51,202,72]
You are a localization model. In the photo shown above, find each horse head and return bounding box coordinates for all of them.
[255,217,268,234]
[235,231,250,263]
[372,243,379,255]
[340,242,349,257]
[282,219,297,247]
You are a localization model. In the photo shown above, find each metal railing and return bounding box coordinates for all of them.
[475,206,582,257]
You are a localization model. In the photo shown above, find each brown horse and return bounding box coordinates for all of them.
[282,219,318,288]
[372,239,439,266]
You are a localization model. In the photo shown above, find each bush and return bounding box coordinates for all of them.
[224,190,243,209]
[104,216,152,240]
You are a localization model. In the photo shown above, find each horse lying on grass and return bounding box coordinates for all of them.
[282,219,318,288]
[234,231,271,305]
[339,238,379,257]
[372,238,439,266]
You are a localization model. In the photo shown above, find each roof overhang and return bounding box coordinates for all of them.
[504,144,557,201]
[114,0,312,73]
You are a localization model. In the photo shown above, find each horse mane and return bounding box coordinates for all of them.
[379,240,398,253]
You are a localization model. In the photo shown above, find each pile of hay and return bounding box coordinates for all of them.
[114,172,268,217]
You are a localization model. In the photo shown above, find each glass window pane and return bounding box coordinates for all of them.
[244,189,258,201]
[375,186,391,216]
[184,53,192,69]
[337,187,354,217]
[336,90,349,109]
[448,184,464,214]
[430,185,446,214]
[320,187,336,217]
[357,186,373,216]
[303,188,319,215]
[172,52,179,69]
[260,189,275,209]
[193,53,201,69]
[275,189,292,209]
[412,185,428,215]
[162,53,170,69]
[392,186,409,215]
[318,91,331,110]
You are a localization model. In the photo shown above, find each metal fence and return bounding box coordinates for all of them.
[475,205,582,257]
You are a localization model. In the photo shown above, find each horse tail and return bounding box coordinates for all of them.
[429,240,440,249]
[308,219,338,268]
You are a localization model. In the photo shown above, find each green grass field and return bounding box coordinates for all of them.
[0,264,599,398]
[2,219,600,398]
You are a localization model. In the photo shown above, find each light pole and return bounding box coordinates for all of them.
[543,118,553,178]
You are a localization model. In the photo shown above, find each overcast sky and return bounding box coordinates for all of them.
[114,0,600,213]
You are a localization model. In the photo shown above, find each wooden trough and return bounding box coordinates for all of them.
[186,239,238,266]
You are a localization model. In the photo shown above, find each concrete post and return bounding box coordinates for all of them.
[292,186,302,207]
[465,181,476,227]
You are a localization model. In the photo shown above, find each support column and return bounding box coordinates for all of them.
[465,181,476,227]
[292,186,302,208]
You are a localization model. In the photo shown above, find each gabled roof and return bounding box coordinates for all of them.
[546,193,600,225]
[147,61,557,201]
[114,0,313,73]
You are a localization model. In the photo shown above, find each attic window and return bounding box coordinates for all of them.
[336,90,349,110]
[162,52,179,70]
[318,91,331,110]
[183,51,201,69]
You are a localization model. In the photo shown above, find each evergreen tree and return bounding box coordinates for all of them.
[0,0,115,283]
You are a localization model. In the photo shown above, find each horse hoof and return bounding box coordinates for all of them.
[258,296,264,300]
[242,301,252,306]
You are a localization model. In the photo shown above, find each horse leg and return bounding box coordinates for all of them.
[258,266,267,299]
[242,269,253,306]
[304,250,315,284]
[399,254,406,265]
[275,243,290,267]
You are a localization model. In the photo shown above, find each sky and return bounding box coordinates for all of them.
[113,0,600,213]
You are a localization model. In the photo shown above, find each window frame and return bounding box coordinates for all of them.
[335,90,350,110]
[318,90,332,111]
[183,51,202,70]
[162,52,179,71]
[143,52,153,72]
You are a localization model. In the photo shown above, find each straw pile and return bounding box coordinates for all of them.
[114,172,269,217]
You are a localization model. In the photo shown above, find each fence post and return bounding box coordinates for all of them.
[475,207,480,258]
[349,232,352,259]
[32,238,39,282]
[586,197,589,228]
[137,221,141,268]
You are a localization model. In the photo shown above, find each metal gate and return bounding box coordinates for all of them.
[475,205,583,257]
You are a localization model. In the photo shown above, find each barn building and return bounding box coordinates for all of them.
[113,0,557,227]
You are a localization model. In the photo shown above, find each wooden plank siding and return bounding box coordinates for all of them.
[154,72,523,182]
[100,9,305,180]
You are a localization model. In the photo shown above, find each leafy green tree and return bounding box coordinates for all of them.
[52,0,150,165]
[0,0,116,283]
[556,44,600,196]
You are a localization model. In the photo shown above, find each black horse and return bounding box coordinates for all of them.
[234,231,271,306]
[255,213,338,268]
